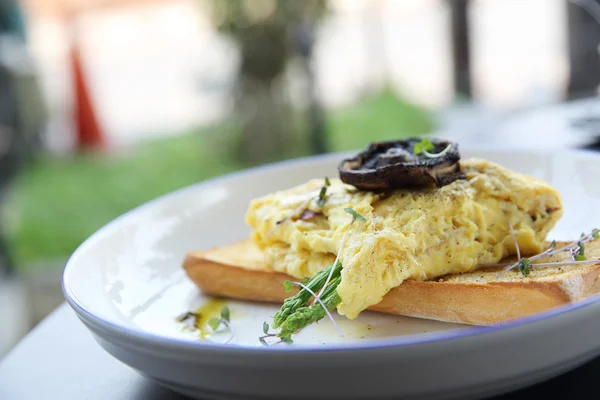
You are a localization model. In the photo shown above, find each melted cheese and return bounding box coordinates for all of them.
[245,158,563,319]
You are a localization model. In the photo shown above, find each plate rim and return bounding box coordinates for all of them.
[62,145,600,354]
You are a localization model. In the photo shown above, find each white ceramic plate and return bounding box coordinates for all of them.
[63,147,600,400]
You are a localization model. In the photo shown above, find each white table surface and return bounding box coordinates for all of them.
[0,303,187,400]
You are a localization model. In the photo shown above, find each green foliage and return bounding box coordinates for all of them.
[3,89,432,268]
[413,138,435,155]
[344,208,366,222]
[204,0,328,36]
[2,129,242,267]
[327,88,435,151]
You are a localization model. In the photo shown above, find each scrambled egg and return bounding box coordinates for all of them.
[245,158,563,319]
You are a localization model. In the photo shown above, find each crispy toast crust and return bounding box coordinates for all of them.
[183,239,600,325]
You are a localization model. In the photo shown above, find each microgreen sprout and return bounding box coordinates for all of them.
[413,138,434,155]
[413,138,452,159]
[576,241,586,260]
[422,145,452,159]
[316,177,331,208]
[493,228,600,277]
[313,208,366,303]
[283,280,295,292]
[206,306,235,344]
[344,207,366,222]
[258,322,278,345]
[514,259,600,268]
[259,322,293,345]
[508,219,521,261]
[517,258,531,276]
[316,188,327,207]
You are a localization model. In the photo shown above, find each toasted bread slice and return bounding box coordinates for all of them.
[183,238,600,325]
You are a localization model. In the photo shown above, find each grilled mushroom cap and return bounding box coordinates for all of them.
[338,138,465,190]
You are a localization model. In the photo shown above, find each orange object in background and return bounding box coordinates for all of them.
[28,0,189,152]
[70,40,105,150]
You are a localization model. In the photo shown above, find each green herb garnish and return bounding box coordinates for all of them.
[221,306,230,322]
[207,306,230,330]
[578,241,585,257]
[207,317,221,331]
[316,188,327,207]
[413,138,452,158]
[413,138,434,155]
[344,208,366,222]
[316,177,331,208]
[496,228,600,277]
[259,322,279,346]
[283,280,294,292]
[206,306,235,344]
[517,258,531,276]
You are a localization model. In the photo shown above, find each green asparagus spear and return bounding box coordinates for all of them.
[273,261,342,328]
[260,208,367,344]
[277,276,342,341]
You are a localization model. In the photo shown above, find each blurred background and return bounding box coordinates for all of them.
[2,0,600,357]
